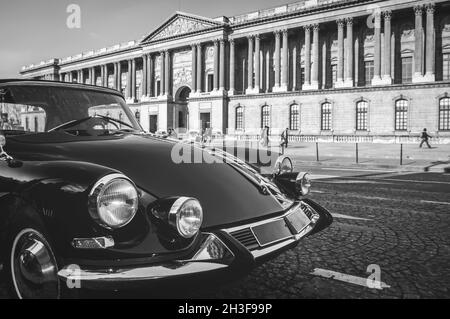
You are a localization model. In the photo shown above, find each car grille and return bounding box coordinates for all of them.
[300,202,314,219]
[229,228,259,251]
[229,202,316,251]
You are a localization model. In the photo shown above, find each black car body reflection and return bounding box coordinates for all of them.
[0,80,332,298]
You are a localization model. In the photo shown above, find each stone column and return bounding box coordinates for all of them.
[68,72,73,83]
[424,3,435,81]
[273,30,281,91]
[191,45,197,93]
[413,5,424,82]
[372,12,382,85]
[254,35,261,92]
[304,25,311,89]
[213,40,220,91]
[336,19,345,87]
[127,60,132,100]
[344,18,354,87]
[116,62,122,92]
[159,52,165,96]
[112,63,117,89]
[311,24,320,89]
[131,59,136,101]
[382,11,393,84]
[142,55,147,97]
[79,70,84,84]
[164,51,170,96]
[229,39,235,95]
[196,44,202,93]
[147,55,153,97]
[281,29,289,91]
[219,39,225,91]
[246,35,254,93]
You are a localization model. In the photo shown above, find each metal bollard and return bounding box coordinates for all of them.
[316,142,319,162]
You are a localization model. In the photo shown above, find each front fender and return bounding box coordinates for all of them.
[0,160,120,258]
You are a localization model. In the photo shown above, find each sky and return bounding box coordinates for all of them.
[0,0,299,77]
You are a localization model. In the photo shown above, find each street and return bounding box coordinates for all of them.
[189,165,450,299]
[1,166,449,299]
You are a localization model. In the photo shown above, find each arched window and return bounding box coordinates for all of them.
[289,104,300,130]
[321,102,332,131]
[356,101,368,131]
[261,105,270,128]
[235,106,243,130]
[439,97,450,131]
[395,99,408,131]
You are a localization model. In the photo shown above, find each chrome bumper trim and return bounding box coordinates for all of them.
[58,233,234,285]
[224,201,319,258]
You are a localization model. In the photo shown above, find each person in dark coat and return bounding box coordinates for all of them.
[280,128,289,149]
[419,128,432,148]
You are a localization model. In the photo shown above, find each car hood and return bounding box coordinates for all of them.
[7,132,286,228]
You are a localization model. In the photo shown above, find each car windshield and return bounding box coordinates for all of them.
[0,83,142,137]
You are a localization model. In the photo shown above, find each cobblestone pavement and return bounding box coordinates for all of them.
[1,168,449,299]
[187,169,450,299]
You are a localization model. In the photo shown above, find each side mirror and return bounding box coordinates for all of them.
[273,156,293,176]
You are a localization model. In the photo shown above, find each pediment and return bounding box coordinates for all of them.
[142,12,225,43]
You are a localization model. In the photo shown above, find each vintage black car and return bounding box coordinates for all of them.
[0,80,332,298]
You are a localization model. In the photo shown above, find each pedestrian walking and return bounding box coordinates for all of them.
[280,127,289,149]
[419,128,432,149]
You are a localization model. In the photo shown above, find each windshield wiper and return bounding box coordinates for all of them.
[96,115,134,129]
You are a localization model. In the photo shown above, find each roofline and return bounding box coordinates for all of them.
[0,79,125,99]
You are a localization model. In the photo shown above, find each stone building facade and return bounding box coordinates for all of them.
[20,0,450,140]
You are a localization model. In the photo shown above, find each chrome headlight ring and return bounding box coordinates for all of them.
[88,173,139,230]
[168,197,203,239]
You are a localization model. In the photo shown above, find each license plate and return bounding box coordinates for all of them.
[251,219,292,247]
[285,209,311,234]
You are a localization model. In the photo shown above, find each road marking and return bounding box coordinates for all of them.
[309,174,339,180]
[310,268,390,290]
[331,213,372,221]
[381,178,450,185]
[311,190,326,194]
[420,200,450,205]
[324,167,396,173]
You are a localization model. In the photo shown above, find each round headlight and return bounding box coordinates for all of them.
[296,172,312,196]
[273,156,293,176]
[169,197,203,238]
[89,174,139,229]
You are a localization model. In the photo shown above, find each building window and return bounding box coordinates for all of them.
[289,104,300,130]
[395,99,408,131]
[34,117,38,132]
[321,102,332,131]
[235,106,243,130]
[156,80,161,96]
[25,117,29,131]
[135,111,140,123]
[331,64,337,87]
[443,53,450,81]
[356,101,368,131]
[207,74,214,92]
[439,97,450,131]
[364,61,374,85]
[401,57,413,83]
[300,67,305,86]
[261,105,270,128]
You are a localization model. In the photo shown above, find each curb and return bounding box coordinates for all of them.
[292,160,450,173]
